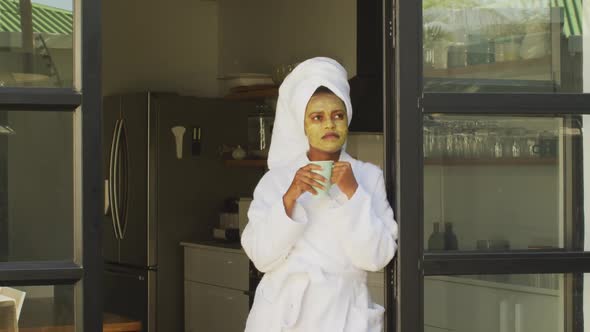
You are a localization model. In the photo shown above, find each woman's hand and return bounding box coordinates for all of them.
[331,161,358,199]
[283,164,327,216]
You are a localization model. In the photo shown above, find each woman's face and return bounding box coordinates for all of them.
[304,92,348,153]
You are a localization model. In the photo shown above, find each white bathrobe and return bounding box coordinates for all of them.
[241,151,397,332]
[241,57,398,332]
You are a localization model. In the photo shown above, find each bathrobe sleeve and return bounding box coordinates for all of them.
[241,171,309,273]
[336,166,398,272]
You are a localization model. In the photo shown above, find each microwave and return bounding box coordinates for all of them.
[237,197,252,235]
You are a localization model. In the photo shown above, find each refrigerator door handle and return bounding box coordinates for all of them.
[112,119,124,240]
[104,179,110,215]
[118,119,130,240]
[109,119,121,240]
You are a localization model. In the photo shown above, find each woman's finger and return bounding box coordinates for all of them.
[302,183,318,195]
[298,166,324,176]
[297,175,326,191]
[302,171,328,183]
[333,161,351,167]
[332,168,350,175]
[297,168,328,183]
[303,164,323,171]
[332,164,351,171]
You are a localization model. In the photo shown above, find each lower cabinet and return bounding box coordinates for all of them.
[182,242,250,332]
[181,242,388,332]
[184,281,249,332]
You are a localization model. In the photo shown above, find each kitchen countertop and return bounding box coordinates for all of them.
[180,239,244,254]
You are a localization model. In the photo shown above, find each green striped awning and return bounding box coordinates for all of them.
[552,0,583,37]
[0,0,72,35]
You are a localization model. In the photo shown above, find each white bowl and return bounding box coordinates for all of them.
[219,73,274,90]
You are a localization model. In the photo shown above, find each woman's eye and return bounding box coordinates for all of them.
[312,115,322,121]
[334,113,344,120]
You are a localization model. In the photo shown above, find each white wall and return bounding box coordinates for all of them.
[103,0,355,96]
[218,0,356,78]
[346,133,384,169]
[102,0,219,96]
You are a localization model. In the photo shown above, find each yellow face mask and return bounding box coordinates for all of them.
[304,93,348,153]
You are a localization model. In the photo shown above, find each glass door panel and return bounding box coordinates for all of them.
[0,0,73,87]
[423,0,585,93]
[0,110,74,262]
[424,114,584,251]
[424,273,584,332]
[0,284,77,330]
[0,0,101,329]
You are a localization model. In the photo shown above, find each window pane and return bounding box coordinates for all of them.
[423,114,586,251]
[0,284,75,330]
[423,0,585,93]
[0,110,73,261]
[424,274,584,332]
[0,0,73,88]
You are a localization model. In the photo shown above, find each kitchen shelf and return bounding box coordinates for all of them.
[428,275,559,297]
[224,159,267,168]
[224,86,278,101]
[424,157,557,166]
[424,56,552,79]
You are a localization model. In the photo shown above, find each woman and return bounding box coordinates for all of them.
[241,57,398,332]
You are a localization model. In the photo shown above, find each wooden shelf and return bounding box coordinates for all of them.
[15,310,141,332]
[425,157,557,166]
[224,86,278,101]
[224,159,267,168]
[17,298,141,331]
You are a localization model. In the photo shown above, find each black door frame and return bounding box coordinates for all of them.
[0,0,102,330]
[383,0,397,329]
[81,0,103,329]
[391,0,590,331]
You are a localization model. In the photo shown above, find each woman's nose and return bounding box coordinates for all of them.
[324,118,335,129]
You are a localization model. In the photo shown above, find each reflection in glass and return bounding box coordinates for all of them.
[424,114,584,251]
[0,0,73,88]
[423,0,584,93]
[424,274,585,332]
[0,284,75,330]
[424,116,560,161]
[0,111,73,262]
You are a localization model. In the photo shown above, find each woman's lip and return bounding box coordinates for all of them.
[322,133,340,139]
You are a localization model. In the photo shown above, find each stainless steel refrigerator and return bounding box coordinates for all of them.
[102,92,262,332]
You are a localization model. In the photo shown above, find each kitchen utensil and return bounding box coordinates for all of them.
[248,104,274,158]
[171,126,186,159]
